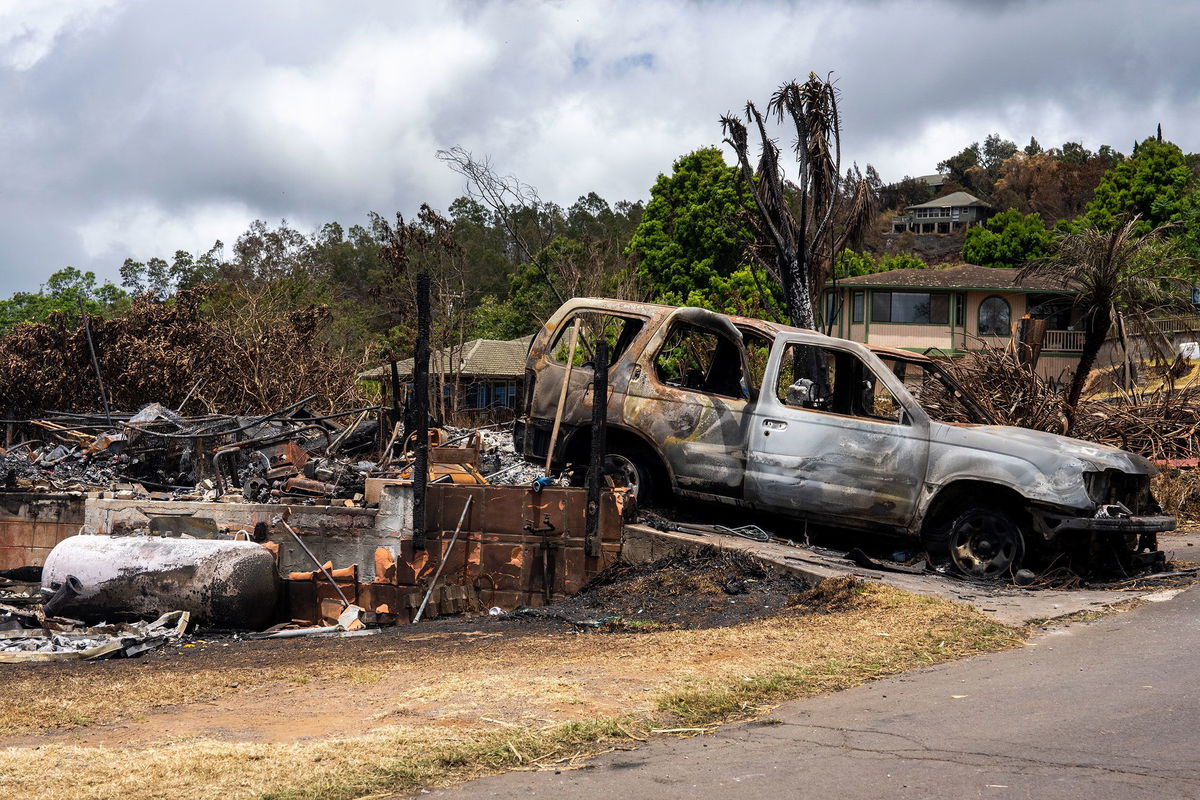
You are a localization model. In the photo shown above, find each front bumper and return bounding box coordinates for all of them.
[1052,514,1176,534]
[1033,504,1176,538]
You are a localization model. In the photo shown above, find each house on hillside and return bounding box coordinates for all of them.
[823,264,1081,380]
[891,191,995,234]
[358,334,533,422]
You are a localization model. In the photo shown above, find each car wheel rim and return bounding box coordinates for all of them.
[603,454,641,500]
[949,509,1024,580]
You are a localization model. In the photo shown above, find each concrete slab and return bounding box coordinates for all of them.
[622,524,1156,627]
[1160,530,1200,563]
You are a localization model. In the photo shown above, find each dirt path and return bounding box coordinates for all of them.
[0,553,1026,800]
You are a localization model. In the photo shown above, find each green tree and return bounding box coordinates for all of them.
[962,209,1053,268]
[834,250,927,277]
[0,267,129,333]
[626,147,754,306]
[1086,137,1195,234]
[938,142,981,186]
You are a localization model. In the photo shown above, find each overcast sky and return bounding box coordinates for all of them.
[1,0,1198,295]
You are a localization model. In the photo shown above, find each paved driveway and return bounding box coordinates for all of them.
[432,583,1200,799]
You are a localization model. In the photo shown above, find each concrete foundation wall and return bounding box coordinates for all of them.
[0,493,86,570]
[83,497,391,579]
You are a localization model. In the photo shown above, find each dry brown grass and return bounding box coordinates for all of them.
[0,582,1024,800]
[1153,467,1200,522]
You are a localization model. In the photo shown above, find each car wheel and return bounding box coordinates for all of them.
[570,451,654,504]
[946,507,1025,580]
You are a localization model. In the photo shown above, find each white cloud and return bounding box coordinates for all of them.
[2,0,1200,294]
[0,0,120,70]
[77,199,261,266]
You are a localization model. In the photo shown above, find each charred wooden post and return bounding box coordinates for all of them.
[412,271,431,550]
[585,339,608,558]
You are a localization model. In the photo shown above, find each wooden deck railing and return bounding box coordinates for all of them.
[1042,329,1085,352]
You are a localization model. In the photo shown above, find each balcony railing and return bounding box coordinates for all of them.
[1034,316,1200,354]
[1043,329,1084,352]
[1144,315,1200,335]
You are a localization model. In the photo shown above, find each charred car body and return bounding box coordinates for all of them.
[516,299,1173,578]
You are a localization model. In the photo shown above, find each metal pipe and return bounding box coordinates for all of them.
[545,318,580,475]
[585,338,608,558]
[412,271,431,550]
[273,515,351,608]
[412,495,473,623]
[77,299,112,426]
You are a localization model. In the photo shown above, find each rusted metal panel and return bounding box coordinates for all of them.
[282,484,623,624]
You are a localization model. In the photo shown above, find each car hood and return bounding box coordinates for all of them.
[939,424,1157,476]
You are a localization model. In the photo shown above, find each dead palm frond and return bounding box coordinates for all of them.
[1018,215,1195,425]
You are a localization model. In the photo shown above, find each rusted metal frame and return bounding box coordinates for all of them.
[585,339,608,558]
[412,271,431,550]
[209,424,332,494]
[325,408,370,456]
[545,318,581,475]
[412,494,474,623]
[77,299,112,426]
[125,395,319,439]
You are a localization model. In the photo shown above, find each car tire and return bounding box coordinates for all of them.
[941,506,1026,581]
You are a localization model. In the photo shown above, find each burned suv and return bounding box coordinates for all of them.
[515,298,1173,578]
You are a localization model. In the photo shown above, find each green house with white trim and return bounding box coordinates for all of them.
[891,191,995,234]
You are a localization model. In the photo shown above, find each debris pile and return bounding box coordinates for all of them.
[0,571,190,662]
[507,547,849,631]
[934,347,1200,461]
[1,400,552,504]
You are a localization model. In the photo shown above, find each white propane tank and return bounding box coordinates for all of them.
[41,535,277,629]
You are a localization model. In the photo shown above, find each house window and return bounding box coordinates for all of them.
[822,291,840,326]
[978,296,1011,336]
[852,292,864,323]
[870,292,950,324]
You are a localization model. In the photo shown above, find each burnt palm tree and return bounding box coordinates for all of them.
[722,74,842,330]
[1019,216,1192,430]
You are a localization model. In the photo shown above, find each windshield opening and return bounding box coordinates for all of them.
[876,356,994,425]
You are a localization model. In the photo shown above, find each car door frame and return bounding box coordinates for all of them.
[623,306,756,500]
[745,331,932,530]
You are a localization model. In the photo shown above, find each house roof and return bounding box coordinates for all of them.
[915,173,948,187]
[358,334,534,381]
[906,191,992,210]
[834,263,1075,293]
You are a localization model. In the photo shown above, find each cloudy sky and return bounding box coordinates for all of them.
[1,0,1198,295]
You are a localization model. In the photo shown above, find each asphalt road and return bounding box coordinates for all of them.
[431,584,1200,799]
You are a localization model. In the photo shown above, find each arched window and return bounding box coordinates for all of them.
[978,296,1011,336]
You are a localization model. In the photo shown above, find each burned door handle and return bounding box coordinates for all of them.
[763,419,788,431]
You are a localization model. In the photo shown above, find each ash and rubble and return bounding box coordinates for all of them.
[1,402,550,506]
[0,570,191,662]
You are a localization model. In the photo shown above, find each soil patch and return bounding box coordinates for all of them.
[506,546,847,632]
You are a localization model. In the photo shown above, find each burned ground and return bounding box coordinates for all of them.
[0,573,1022,800]
[507,547,857,632]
